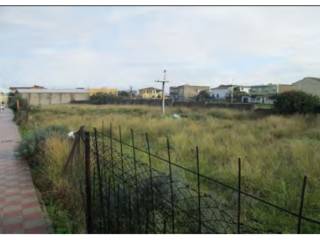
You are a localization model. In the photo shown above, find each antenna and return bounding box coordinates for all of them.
[155,69,169,115]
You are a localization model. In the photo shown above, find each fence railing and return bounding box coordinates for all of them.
[63,125,320,234]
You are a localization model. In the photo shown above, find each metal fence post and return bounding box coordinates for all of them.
[110,123,115,185]
[116,183,120,233]
[119,126,125,183]
[237,158,241,234]
[84,131,93,233]
[297,176,307,234]
[196,146,202,233]
[145,132,156,232]
[94,128,106,231]
[131,129,140,232]
[166,137,175,233]
[108,175,113,232]
[128,189,133,232]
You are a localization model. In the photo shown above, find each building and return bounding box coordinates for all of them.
[242,84,296,104]
[0,88,9,105]
[89,88,118,96]
[170,84,210,101]
[209,85,250,101]
[138,87,162,99]
[293,77,320,97]
[13,88,90,106]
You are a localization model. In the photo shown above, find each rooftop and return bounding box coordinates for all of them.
[14,88,89,94]
[170,84,210,89]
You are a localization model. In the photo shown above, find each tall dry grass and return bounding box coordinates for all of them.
[26,104,320,224]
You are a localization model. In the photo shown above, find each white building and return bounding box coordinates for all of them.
[210,85,250,100]
[210,85,234,100]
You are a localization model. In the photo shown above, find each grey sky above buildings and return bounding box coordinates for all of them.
[0,6,319,91]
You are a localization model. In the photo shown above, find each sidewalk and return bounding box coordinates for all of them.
[0,109,51,234]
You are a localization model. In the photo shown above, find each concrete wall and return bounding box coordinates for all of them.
[20,92,90,106]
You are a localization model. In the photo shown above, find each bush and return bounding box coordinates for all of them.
[90,93,121,104]
[273,91,320,114]
[17,125,69,166]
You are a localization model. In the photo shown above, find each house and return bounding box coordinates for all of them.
[242,84,296,104]
[292,77,320,97]
[209,85,250,101]
[138,87,162,99]
[12,88,90,106]
[170,84,210,101]
[210,85,234,100]
[89,88,118,96]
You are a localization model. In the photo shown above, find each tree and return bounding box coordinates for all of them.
[118,91,130,98]
[273,91,320,114]
[195,90,210,102]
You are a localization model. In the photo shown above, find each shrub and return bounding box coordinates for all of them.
[273,91,320,114]
[17,125,69,166]
[90,93,120,104]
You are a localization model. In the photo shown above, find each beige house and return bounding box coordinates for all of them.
[170,84,210,101]
[293,77,320,97]
[139,87,162,99]
[14,88,90,106]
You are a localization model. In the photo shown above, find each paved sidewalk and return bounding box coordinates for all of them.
[0,109,50,234]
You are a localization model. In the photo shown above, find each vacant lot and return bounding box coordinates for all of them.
[21,104,320,232]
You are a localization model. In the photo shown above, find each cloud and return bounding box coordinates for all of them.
[0,7,320,90]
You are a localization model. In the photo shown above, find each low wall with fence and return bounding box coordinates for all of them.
[63,125,320,234]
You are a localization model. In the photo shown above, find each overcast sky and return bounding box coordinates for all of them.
[0,6,320,91]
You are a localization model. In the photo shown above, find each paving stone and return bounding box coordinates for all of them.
[0,109,50,234]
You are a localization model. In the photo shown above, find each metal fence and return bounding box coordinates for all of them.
[63,125,320,234]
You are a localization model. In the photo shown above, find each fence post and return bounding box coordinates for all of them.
[94,128,106,231]
[119,126,125,183]
[237,158,241,234]
[145,133,156,232]
[116,184,120,233]
[16,99,20,111]
[128,189,133,232]
[84,131,93,233]
[110,123,115,183]
[163,219,167,234]
[297,176,307,234]
[196,146,202,233]
[166,137,175,233]
[131,129,140,232]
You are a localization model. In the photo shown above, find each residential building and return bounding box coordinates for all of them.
[12,88,90,106]
[292,77,320,97]
[89,88,118,96]
[209,85,250,101]
[138,87,162,99]
[170,84,210,101]
[242,84,296,104]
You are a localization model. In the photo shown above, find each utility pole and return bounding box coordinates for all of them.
[155,69,169,115]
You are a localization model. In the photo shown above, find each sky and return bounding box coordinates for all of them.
[0,6,320,91]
